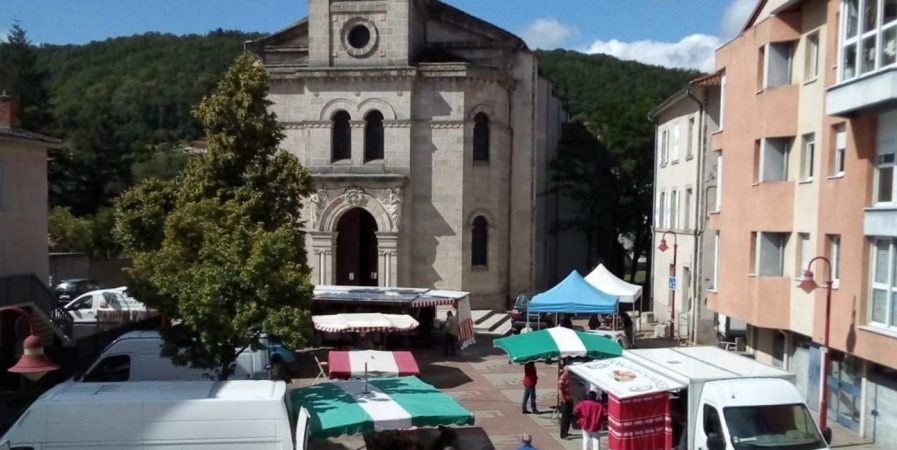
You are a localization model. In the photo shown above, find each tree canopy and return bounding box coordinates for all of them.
[114,54,314,380]
[537,50,699,281]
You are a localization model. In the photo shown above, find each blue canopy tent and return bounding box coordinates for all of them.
[528,270,619,314]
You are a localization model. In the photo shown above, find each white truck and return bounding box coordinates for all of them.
[0,380,294,449]
[63,287,147,340]
[570,346,830,450]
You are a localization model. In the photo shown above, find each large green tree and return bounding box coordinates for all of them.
[114,54,314,380]
[0,23,51,132]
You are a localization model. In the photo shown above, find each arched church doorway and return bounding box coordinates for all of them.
[336,208,379,286]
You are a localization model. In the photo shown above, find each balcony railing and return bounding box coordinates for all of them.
[0,274,72,341]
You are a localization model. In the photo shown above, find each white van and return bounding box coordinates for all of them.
[77,331,270,382]
[64,287,147,340]
[0,380,294,450]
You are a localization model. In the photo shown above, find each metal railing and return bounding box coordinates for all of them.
[0,274,72,341]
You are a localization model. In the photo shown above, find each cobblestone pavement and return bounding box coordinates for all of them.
[293,336,883,450]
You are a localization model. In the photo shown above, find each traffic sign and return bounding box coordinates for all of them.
[668,276,678,290]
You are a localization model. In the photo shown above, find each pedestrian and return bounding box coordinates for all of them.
[560,315,574,329]
[588,314,601,330]
[443,310,459,356]
[522,361,539,414]
[619,310,634,346]
[574,391,606,450]
[558,362,574,439]
[269,353,291,383]
[515,433,538,450]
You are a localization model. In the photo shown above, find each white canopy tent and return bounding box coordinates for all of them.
[584,264,642,304]
[312,313,419,333]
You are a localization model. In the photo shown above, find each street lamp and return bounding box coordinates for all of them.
[798,256,833,432]
[0,306,59,381]
[658,231,678,338]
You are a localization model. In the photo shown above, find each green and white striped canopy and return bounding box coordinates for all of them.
[493,327,623,364]
[289,376,474,440]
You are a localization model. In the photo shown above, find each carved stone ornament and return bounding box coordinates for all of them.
[384,187,403,229]
[345,187,365,207]
[308,189,328,227]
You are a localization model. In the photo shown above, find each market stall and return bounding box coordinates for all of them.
[493,327,623,364]
[583,264,642,304]
[313,286,475,348]
[527,270,619,315]
[312,313,420,334]
[328,350,420,379]
[568,358,685,450]
[291,376,474,448]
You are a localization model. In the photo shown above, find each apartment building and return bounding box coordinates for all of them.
[649,75,721,344]
[707,0,897,443]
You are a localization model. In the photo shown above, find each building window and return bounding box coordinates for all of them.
[797,233,812,276]
[657,191,666,228]
[686,116,696,160]
[685,188,693,230]
[840,0,897,81]
[364,110,384,162]
[719,74,726,130]
[670,190,679,229]
[715,153,723,212]
[869,237,897,328]
[331,110,352,162]
[760,137,791,182]
[801,133,816,181]
[659,128,670,165]
[756,232,787,276]
[473,112,490,162]
[708,231,720,290]
[877,110,897,203]
[471,216,488,266]
[806,31,820,81]
[663,192,673,229]
[671,124,681,162]
[833,124,847,175]
[829,234,842,287]
[762,41,796,88]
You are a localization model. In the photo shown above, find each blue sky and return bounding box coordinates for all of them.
[1,0,757,72]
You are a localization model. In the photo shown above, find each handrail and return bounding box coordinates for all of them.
[0,274,72,341]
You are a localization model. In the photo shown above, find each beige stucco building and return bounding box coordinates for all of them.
[705,0,897,443]
[649,76,721,343]
[248,0,566,310]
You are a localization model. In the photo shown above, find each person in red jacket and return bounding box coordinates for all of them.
[574,391,606,450]
[521,361,539,414]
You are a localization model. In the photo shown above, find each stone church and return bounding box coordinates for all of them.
[247,0,566,310]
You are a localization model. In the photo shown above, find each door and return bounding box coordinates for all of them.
[695,402,725,450]
[827,352,862,432]
[335,208,379,286]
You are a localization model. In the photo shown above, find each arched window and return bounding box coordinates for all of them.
[473,112,490,162]
[472,216,488,266]
[364,110,384,162]
[331,110,351,162]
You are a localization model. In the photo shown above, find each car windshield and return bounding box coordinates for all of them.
[513,294,529,309]
[724,404,826,450]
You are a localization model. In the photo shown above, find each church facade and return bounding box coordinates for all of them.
[248,0,566,310]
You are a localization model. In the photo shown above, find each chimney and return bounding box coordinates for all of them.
[0,91,16,128]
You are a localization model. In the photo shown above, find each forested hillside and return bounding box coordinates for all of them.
[35,30,260,214]
[536,50,699,281]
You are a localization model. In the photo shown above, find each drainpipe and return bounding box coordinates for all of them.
[684,88,705,345]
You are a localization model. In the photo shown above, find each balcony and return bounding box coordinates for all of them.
[865,205,897,237]
[828,67,897,116]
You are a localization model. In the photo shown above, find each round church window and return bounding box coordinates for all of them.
[347,25,371,49]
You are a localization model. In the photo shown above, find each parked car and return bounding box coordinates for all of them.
[51,278,101,305]
[510,293,549,331]
[76,330,272,382]
[63,287,147,340]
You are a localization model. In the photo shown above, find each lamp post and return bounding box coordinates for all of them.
[658,231,679,339]
[0,306,60,381]
[798,256,833,432]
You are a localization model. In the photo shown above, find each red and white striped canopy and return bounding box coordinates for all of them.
[312,313,420,333]
[328,350,420,379]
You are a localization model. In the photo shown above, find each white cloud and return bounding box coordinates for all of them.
[720,0,757,39]
[583,34,721,72]
[520,17,579,50]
